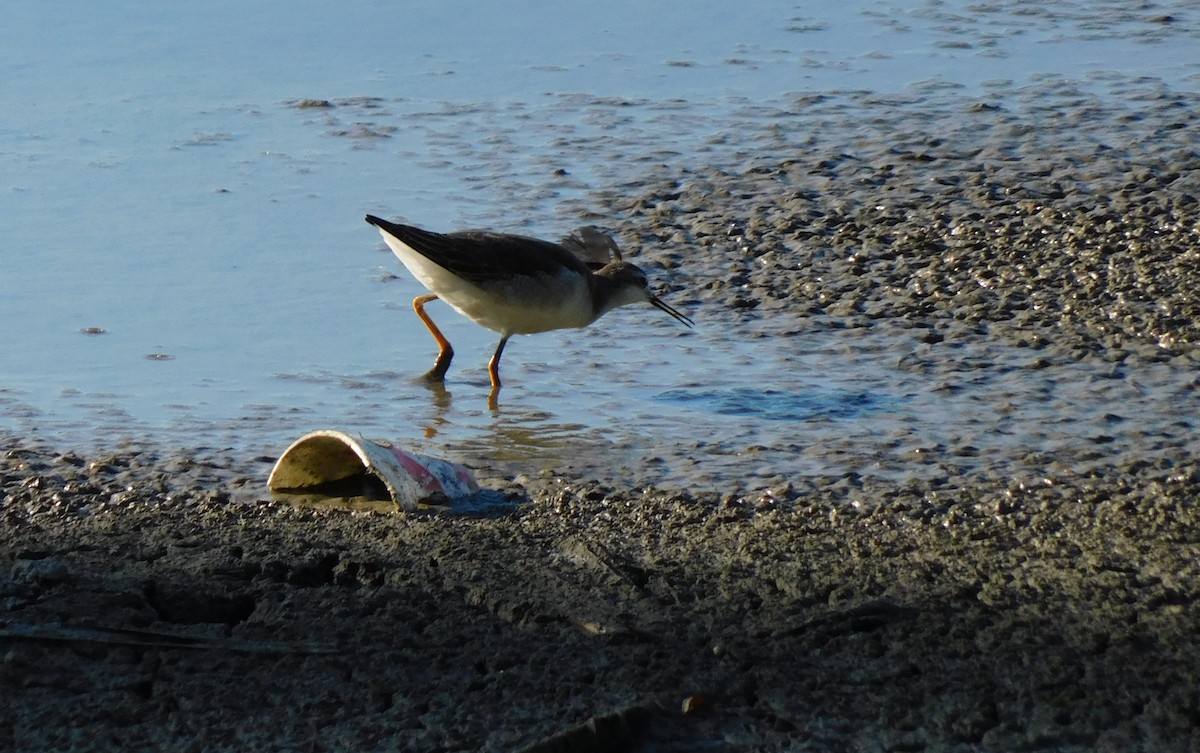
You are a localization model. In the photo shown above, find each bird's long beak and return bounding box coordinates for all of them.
[649,294,694,328]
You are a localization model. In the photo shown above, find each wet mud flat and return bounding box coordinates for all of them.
[5,85,1200,750]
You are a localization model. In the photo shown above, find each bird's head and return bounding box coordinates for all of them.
[595,262,694,327]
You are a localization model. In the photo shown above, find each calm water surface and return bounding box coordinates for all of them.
[3,1,1198,487]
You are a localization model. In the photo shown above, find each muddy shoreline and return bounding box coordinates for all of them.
[3,436,1198,751]
[5,84,1200,750]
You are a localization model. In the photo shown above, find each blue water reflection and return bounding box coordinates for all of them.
[655,388,897,422]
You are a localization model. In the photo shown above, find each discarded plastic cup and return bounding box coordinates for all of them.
[268,430,480,512]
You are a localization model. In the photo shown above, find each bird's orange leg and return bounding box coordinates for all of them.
[488,336,510,389]
[486,335,510,409]
[413,294,453,381]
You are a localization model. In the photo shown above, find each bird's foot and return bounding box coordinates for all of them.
[423,347,454,382]
[422,367,448,383]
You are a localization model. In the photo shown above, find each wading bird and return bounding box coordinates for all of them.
[365,215,693,402]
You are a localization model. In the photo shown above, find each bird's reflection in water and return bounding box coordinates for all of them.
[415,379,607,472]
[418,378,455,438]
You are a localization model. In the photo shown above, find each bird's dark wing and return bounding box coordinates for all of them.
[366,215,588,285]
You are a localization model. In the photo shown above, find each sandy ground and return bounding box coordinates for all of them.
[4,84,1200,751]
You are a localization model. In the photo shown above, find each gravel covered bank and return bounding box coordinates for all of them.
[5,82,1200,750]
[605,81,1200,365]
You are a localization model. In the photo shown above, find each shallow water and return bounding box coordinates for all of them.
[3,1,1199,489]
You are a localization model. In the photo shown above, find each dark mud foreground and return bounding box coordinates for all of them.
[6,87,1200,751]
[2,441,1199,752]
